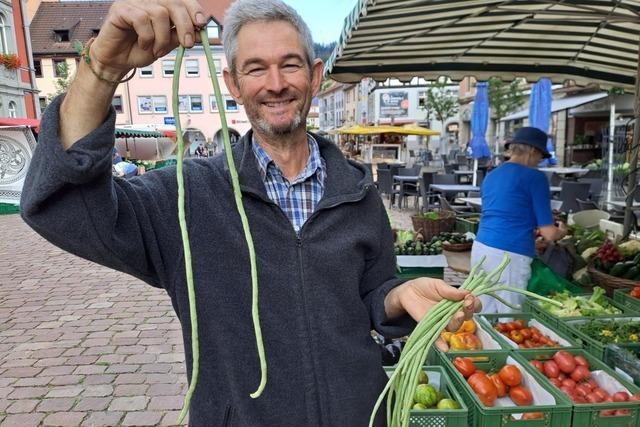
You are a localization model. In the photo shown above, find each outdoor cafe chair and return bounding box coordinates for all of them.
[557,182,590,213]
[578,178,603,202]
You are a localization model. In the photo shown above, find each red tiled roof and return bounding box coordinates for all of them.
[30,2,112,56]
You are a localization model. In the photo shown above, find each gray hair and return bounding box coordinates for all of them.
[222,0,315,75]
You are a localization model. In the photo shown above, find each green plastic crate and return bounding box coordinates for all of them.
[477,313,582,354]
[516,348,640,427]
[605,344,640,388]
[524,292,633,335]
[383,365,469,427]
[561,315,640,360]
[0,203,19,215]
[455,216,480,234]
[396,255,446,280]
[613,289,640,314]
[439,350,573,427]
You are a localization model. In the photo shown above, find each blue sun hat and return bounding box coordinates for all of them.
[505,127,551,159]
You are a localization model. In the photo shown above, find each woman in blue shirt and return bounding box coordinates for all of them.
[471,127,566,313]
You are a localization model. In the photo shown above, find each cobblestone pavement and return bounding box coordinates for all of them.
[0,206,466,426]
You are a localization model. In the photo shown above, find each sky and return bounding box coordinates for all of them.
[282,0,358,44]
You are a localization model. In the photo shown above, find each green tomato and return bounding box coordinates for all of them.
[417,370,429,385]
[414,384,438,407]
[436,398,461,410]
[412,402,427,410]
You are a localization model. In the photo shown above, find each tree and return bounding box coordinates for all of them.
[487,77,525,146]
[47,61,71,102]
[426,77,458,152]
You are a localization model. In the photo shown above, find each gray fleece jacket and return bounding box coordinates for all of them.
[20,96,415,426]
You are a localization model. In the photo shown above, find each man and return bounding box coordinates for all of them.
[20,0,479,425]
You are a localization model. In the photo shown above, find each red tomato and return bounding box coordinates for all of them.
[600,409,616,416]
[615,409,630,416]
[557,372,567,381]
[612,391,630,402]
[573,355,589,368]
[468,372,498,407]
[530,360,544,373]
[543,360,559,378]
[592,388,608,401]
[629,393,640,401]
[586,392,603,403]
[570,365,590,382]
[521,412,544,420]
[510,385,533,406]
[488,373,508,398]
[509,330,524,344]
[574,383,591,397]
[498,365,522,387]
[549,378,563,388]
[561,378,576,389]
[453,357,476,378]
[520,328,532,340]
[553,351,577,373]
[560,385,574,396]
[514,319,526,329]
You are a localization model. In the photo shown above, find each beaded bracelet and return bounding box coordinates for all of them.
[75,37,136,85]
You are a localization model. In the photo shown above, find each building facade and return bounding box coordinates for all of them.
[0,0,38,119]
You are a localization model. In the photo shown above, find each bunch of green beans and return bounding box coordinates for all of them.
[172,30,266,424]
[370,254,562,427]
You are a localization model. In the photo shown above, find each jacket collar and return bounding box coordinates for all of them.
[225,130,373,206]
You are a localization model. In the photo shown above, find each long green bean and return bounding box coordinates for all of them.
[172,30,267,424]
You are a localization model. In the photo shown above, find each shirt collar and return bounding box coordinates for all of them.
[251,134,324,183]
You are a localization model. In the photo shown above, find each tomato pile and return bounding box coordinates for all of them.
[452,357,534,409]
[494,319,560,348]
[411,370,461,410]
[630,286,640,299]
[441,319,483,351]
[530,350,640,416]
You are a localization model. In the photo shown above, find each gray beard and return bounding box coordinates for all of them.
[254,110,303,137]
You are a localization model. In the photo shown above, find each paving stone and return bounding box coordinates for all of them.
[74,397,111,411]
[114,374,146,385]
[1,367,42,378]
[140,363,172,374]
[160,411,188,426]
[146,384,183,397]
[37,398,76,412]
[65,355,98,365]
[83,385,113,398]
[45,386,84,398]
[146,374,179,384]
[125,354,156,364]
[81,411,124,426]
[73,365,107,375]
[1,359,36,368]
[109,396,149,411]
[34,357,68,368]
[13,376,52,387]
[42,412,86,426]
[96,354,125,364]
[40,366,75,377]
[114,384,149,397]
[121,411,163,426]
[5,399,39,413]
[105,364,139,374]
[0,413,46,427]
[83,374,115,385]
[148,395,183,411]
[49,375,84,386]
[7,387,47,399]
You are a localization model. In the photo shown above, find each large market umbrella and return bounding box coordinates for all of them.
[469,82,491,186]
[325,0,640,235]
[528,78,557,167]
[337,124,439,136]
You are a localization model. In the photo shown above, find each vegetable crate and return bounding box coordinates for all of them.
[561,315,640,360]
[439,350,573,427]
[396,255,447,280]
[516,349,640,427]
[614,289,640,315]
[605,345,640,388]
[383,365,469,427]
[455,215,480,234]
[0,203,18,215]
[477,313,582,354]
[524,293,634,336]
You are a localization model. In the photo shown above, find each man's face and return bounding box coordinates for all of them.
[223,21,323,138]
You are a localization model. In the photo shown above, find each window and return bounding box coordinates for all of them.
[209,95,218,112]
[225,98,238,112]
[39,97,47,111]
[152,96,167,113]
[185,59,199,77]
[53,59,67,78]
[139,65,153,77]
[179,95,203,113]
[0,15,7,54]
[92,29,100,38]
[162,60,174,77]
[189,95,203,112]
[207,58,222,76]
[418,91,428,109]
[8,101,17,118]
[54,30,70,42]
[112,95,123,114]
[34,59,42,77]
[207,21,219,39]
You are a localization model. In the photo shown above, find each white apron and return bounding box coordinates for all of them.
[470,240,533,314]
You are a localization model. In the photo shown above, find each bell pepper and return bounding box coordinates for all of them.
[455,319,477,334]
[449,332,482,350]
[440,331,453,344]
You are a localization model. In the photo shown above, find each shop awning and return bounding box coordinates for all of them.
[325,0,640,90]
[501,92,609,121]
[115,128,162,138]
[0,117,40,132]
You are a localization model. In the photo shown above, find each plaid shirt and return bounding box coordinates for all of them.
[252,135,326,234]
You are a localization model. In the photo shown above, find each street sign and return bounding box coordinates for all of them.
[164,117,176,125]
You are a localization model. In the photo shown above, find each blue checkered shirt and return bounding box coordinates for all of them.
[252,135,326,234]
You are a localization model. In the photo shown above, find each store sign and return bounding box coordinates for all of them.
[380,91,409,118]
[164,117,176,125]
